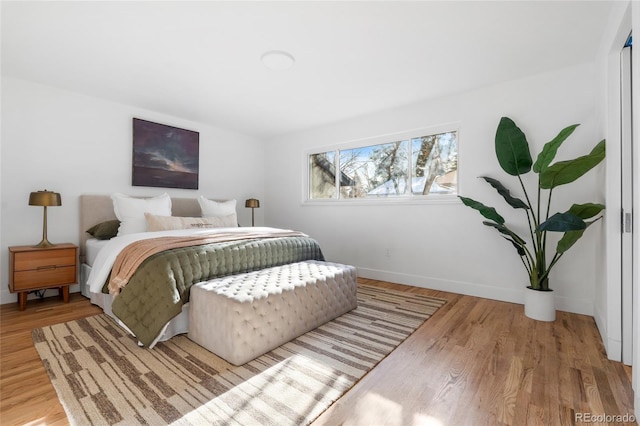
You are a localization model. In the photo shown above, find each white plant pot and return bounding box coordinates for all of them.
[524,287,555,322]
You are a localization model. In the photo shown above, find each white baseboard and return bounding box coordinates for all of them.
[0,288,15,305]
[606,338,623,363]
[357,267,594,316]
[1,267,594,317]
[593,305,623,362]
[0,284,82,306]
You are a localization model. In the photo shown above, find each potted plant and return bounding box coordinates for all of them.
[459,117,606,321]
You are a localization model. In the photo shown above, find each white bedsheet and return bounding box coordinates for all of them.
[85,238,109,267]
[86,226,291,293]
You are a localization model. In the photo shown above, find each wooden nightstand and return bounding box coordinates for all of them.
[8,243,78,311]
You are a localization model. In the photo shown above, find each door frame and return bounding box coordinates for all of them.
[620,43,633,365]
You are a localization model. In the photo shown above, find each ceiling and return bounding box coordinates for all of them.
[1,1,615,138]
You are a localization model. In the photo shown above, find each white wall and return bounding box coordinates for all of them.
[0,77,265,304]
[265,62,604,315]
[2,63,606,316]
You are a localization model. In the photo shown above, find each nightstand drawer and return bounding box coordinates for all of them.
[12,265,76,291]
[12,248,76,272]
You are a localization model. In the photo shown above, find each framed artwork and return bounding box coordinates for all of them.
[132,118,199,189]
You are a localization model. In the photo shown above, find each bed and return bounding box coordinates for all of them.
[79,194,325,348]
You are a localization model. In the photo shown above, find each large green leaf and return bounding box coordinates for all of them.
[555,206,604,253]
[538,212,586,232]
[481,176,529,209]
[483,221,527,245]
[539,139,605,189]
[567,203,605,220]
[503,237,526,256]
[533,124,580,173]
[459,196,505,224]
[556,218,601,253]
[556,229,586,254]
[495,117,533,176]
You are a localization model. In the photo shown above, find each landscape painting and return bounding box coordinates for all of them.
[132,118,199,189]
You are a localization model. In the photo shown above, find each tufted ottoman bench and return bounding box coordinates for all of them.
[188,260,358,365]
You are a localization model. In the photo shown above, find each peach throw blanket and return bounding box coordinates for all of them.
[108,230,305,295]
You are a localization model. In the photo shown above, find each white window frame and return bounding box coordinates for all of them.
[303,123,461,205]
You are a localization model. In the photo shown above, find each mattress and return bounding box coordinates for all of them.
[85,238,109,267]
[80,238,109,298]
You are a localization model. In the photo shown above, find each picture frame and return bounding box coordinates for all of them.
[132,118,199,190]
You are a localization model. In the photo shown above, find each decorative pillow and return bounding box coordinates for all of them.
[197,196,237,224]
[145,213,237,231]
[86,220,120,240]
[111,193,172,236]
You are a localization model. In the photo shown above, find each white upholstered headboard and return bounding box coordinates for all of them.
[79,194,215,262]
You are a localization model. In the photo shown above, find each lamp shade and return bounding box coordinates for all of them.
[29,190,61,207]
[245,198,260,208]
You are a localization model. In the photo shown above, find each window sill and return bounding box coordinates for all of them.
[302,195,460,206]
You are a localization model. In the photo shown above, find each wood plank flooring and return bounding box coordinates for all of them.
[0,279,635,425]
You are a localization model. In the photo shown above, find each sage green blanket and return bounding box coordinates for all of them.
[109,236,324,347]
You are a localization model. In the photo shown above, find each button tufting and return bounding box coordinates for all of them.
[189,260,357,365]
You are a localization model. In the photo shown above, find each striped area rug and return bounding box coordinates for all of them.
[33,285,446,425]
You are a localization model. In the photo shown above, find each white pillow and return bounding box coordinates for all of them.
[111,193,172,236]
[198,196,237,223]
[145,213,237,231]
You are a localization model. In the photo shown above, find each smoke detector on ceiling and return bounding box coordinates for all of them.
[261,50,295,70]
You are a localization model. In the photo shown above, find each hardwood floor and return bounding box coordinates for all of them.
[0,279,635,425]
[0,293,102,426]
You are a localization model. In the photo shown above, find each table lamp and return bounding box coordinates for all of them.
[29,190,62,247]
[245,198,260,227]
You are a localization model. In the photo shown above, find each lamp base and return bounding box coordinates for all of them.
[34,205,56,248]
[33,238,56,248]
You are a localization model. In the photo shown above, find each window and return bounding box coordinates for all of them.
[308,130,458,200]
